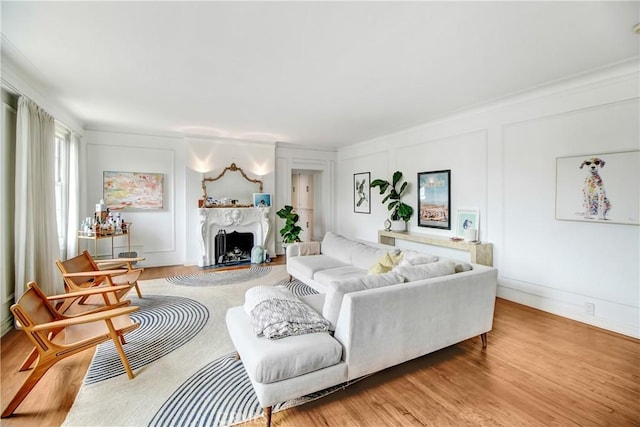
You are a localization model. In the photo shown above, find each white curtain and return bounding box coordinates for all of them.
[14,96,61,297]
[62,131,81,259]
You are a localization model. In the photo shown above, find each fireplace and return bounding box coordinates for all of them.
[215,230,254,265]
[198,207,270,267]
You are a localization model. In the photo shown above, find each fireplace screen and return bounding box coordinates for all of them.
[215,230,254,265]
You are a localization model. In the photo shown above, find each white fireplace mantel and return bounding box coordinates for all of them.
[198,207,270,267]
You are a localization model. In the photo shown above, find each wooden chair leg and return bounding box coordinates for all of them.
[105,319,135,379]
[18,348,39,371]
[481,332,487,348]
[133,283,142,298]
[288,274,292,282]
[20,329,62,371]
[2,360,55,417]
[264,406,272,427]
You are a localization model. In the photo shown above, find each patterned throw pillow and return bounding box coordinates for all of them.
[368,251,403,274]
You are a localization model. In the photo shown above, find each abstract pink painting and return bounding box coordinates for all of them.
[103,171,164,210]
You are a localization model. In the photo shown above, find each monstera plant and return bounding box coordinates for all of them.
[276,205,303,243]
[370,171,414,231]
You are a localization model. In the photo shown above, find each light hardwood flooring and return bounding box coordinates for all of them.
[2,259,638,426]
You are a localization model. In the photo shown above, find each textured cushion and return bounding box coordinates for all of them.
[314,266,367,286]
[398,250,439,267]
[321,232,361,263]
[287,254,348,278]
[368,251,403,274]
[322,272,405,330]
[244,286,299,315]
[226,306,342,384]
[392,260,456,282]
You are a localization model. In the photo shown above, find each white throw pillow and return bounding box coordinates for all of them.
[455,262,473,273]
[322,272,404,330]
[392,260,456,282]
[398,250,438,267]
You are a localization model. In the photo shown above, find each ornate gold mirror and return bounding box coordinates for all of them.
[201,163,263,207]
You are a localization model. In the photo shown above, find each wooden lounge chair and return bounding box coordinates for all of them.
[1,281,140,418]
[56,250,144,309]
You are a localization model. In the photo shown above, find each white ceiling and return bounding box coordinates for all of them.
[1,1,638,149]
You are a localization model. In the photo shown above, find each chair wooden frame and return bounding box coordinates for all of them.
[56,250,144,309]
[1,282,140,418]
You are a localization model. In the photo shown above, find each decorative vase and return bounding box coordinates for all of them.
[384,218,392,231]
[390,220,406,232]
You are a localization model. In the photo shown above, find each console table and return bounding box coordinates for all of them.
[378,230,493,266]
[77,224,132,259]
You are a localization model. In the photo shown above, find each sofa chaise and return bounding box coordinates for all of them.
[226,232,498,425]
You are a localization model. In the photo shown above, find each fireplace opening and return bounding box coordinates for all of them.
[215,230,254,265]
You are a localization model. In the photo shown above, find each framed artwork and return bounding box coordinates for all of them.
[253,193,271,207]
[353,172,371,214]
[417,170,451,229]
[556,150,639,225]
[456,208,479,240]
[103,171,163,210]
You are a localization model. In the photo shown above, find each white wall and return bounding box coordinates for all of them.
[84,131,277,266]
[336,61,640,338]
[184,137,276,264]
[275,144,337,254]
[84,130,187,266]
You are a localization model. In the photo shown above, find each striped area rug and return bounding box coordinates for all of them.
[166,266,272,287]
[63,266,349,427]
[84,295,209,385]
[149,352,355,427]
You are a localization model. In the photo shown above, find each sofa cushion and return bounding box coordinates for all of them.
[351,244,398,270]
[392,259,456,282]
[314,266,367,286]
[225,306,342,384]
[322,272,405,330]
[321,232,362,263]
[398,250,439,267]
[288,254,349,279]
[368,251,403,274]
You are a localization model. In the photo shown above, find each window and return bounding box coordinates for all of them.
[54,125,70,256]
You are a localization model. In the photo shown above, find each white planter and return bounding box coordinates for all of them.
[390,220,406,232]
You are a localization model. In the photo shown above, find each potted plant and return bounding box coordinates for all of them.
[276,205,303,244]
[370,171,414,231]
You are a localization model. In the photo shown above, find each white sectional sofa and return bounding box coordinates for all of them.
[226,232,498,425]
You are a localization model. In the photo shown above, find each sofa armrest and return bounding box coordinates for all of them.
[286,241,321,258]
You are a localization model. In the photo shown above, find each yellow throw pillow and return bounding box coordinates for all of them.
[368,251,403,275]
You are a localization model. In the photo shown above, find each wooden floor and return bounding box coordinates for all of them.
[2,259,638,427]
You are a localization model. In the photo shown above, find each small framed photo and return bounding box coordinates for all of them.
[353,172,371,214]
[253,193,271,207]
[456,208,479,241]
[417,170,451,229]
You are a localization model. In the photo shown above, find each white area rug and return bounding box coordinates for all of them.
[63,265,291,426]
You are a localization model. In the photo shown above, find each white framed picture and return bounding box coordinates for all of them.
[353,172,370,214]
[253,193,271,207]
[455,208,479,241]
[556,150,639,225]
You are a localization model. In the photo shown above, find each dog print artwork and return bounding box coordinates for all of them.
[579,157,611,220]
[556,151,639,225]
